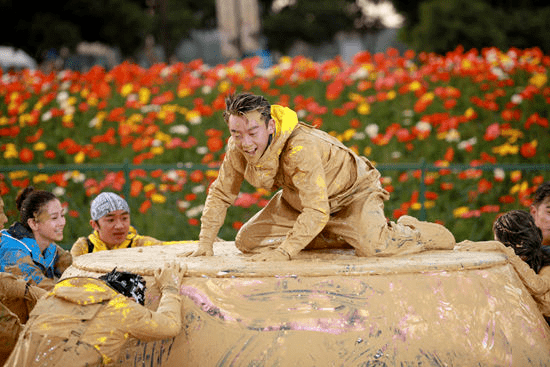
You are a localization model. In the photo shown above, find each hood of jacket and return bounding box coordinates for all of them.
[242,104,299,189]
[51,277,118,305]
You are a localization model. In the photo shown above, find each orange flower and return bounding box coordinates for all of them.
[130,180,143,197]
[189,170,204,183]
[19,148,34,163]
[139,199,152,214]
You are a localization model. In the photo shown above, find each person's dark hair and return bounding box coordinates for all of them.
[533,181,550,205]
[493,210,550,273]
[99,268,146,305]
[223,93,271,126]
[15,186,57,231]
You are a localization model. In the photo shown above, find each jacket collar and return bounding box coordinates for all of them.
[242,105,299,189]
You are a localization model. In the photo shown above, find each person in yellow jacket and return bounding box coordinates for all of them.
[71,192,179,257]
[5,262,186,366]
[189,93,455,261]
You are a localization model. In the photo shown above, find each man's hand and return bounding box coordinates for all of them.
[154,262,187,292]
[250,248,291,262]
[178,243,214,257]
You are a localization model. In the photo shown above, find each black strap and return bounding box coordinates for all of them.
[86,238,94,254]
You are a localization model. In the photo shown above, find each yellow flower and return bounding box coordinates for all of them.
[491,143,519,156]
[409,81,422,91]
[33,142,47,151]
[363,146,372,156]
[87,96,98,106]
[387,90,396,100]
[8,170,28,180]
[4,144,18,159]
[128,113,143,124]
[218,81,231,93]
[74,151,85,164]
[464,107,476,119]
[357,102,371,115]
[178,87,192,98]
[510,181,529,195]
[0,116,9,126]
[206,170,219,179]
[151,146,164,155]
[411,203,422,210]
[151,193,166,204]
[62,114,73,124]
[144,183,156,192]
[81,88,90,98]
[33,174,49,184]
[139,87,150,104]
[453,206,469,218]
[342,129,356,141]
[121,83,133,97]
[67,96,77,106]
[424,201,436,209]
[154,131,171,142]
[529,73,547,88]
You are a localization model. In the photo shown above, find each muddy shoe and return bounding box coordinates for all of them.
[397,215,455,250]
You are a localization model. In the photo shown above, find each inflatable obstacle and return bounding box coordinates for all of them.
[62,241,550,366]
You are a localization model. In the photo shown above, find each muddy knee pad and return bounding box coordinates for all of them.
[397,215,455,249]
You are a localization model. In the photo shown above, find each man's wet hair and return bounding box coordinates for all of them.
[493,209,550,273]
[223,93,271,127]
[533,181,550,205]
[99,268,146,305]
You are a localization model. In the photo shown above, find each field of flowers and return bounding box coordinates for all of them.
[1,46,549,249]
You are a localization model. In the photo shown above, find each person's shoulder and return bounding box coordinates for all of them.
[69,236,90,257]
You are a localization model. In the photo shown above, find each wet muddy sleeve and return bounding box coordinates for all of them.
[504,246,550,296]
[278,145,330,257]
[199,154,243,248]
[70,237,88,257]
[125,290,183,340]
[0,272,27,299]
[1,252,55,291]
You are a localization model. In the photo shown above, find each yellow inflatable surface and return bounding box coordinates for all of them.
[63,241,550,366]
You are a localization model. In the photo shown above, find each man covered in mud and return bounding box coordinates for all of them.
[5,262,186,366]
[189,92,455,261]
[71,192,179,257]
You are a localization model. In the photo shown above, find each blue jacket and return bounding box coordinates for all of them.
[0,222,66,288]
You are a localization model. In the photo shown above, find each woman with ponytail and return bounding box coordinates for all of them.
[0,187,72,290]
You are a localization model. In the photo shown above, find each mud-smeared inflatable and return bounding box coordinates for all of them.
[62,241,550,366]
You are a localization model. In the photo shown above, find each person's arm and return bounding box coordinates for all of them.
[455,240,550,295]
[122,263,186,340]
[70,237,89,257]
[54,245,72,277]
[192,146,244,256]
[1,251,56,291]
[254,143,330,261]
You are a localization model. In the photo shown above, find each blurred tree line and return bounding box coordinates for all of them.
[0,0,549,64]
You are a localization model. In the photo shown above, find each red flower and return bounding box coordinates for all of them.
[189,170,204,183]
[139,200,152,214]
[188,218,199,226]
[520,141,537,158]
[19,148,34,163]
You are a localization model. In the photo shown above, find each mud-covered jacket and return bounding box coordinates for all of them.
[0,223,72,290]
[200,105,380,257]
[0,272,46,365]
[71,225,179,257]
[5,276,182,366]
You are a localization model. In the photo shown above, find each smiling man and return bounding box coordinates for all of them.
[71,192,174,257]
[188,93,455,261]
